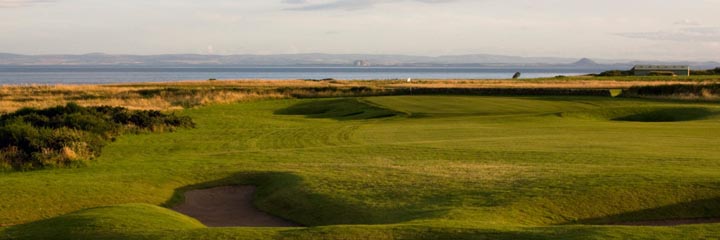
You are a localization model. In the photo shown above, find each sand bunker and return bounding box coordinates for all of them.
[609,218,720,227]
[172,186,300,227]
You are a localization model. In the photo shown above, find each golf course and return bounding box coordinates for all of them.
[1,84,720,239]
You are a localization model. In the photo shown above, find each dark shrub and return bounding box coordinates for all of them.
[0,103,194,171]
[690,67,720,75]
[625,84,720,97]
[647,71,677,77]
[598,70,633,77]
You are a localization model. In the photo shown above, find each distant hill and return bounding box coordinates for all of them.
[0,53,717,69]
[572,58,600,66]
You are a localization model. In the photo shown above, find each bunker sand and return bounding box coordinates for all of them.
[172,186,301,227]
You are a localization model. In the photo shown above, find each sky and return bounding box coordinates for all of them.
[1,0,720,61]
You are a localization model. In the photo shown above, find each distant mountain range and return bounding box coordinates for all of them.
[1,53,718,69]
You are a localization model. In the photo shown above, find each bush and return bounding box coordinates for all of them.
[622,84,720,101]
[690,67,720,75]
[597,70,633,77]
[0,103,194,171]
[647,71,677,77]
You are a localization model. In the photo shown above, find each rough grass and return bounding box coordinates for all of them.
[2,77,720,113]
[2,95,720,239]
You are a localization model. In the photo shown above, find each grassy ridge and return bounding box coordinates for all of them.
[3,204,205,240]
[2,96,720,239]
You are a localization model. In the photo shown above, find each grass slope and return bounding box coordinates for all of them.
[2,96,720,239]
[2,204,204,240]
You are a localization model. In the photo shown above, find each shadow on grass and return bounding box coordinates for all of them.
[274,98,404,121]
[274,223,711,240]
[576,197,720,225]
[612,107,718,122]
[561,106,719,122]
[163,171,449,227]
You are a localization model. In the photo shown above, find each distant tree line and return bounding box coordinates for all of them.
[690,67,720,75]
[595,70,634,77]
[595,67,720,77]
[0,103,194,171]
[623,84,720,98]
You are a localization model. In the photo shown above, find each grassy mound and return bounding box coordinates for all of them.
[561,106,719,122]
[0,103,194,171]
[1,204,204,240]
[365,96,599,118]
[275,98,403,120]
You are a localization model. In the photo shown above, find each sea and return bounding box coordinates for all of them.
[0,67,605,85]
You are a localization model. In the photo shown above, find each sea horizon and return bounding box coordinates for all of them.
[0,66,606,84]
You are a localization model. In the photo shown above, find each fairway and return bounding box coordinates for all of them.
[2,95,720,239]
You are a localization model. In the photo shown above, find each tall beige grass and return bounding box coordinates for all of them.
[0,81,371,112]
[2,78,719,113]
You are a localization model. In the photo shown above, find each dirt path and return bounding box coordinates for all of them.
[608,218,720,227]
[172,186,301,227]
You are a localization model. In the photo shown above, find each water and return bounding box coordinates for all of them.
[0,67,603,84]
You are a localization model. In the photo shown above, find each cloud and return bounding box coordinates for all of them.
[282,0,308,4]
[283,0,458,11]
[617,27,720,43]
[674,19,702,26]
[0,0,53,8]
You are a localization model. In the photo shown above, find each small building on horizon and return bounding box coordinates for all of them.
[353,60,371,67]
[632,65,690,76]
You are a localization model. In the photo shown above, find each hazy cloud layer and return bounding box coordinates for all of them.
[0,0,53,8]
[674,19,702,26]
[618,27,720,42]
[284,0,458,11]
[2,0,720,61]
